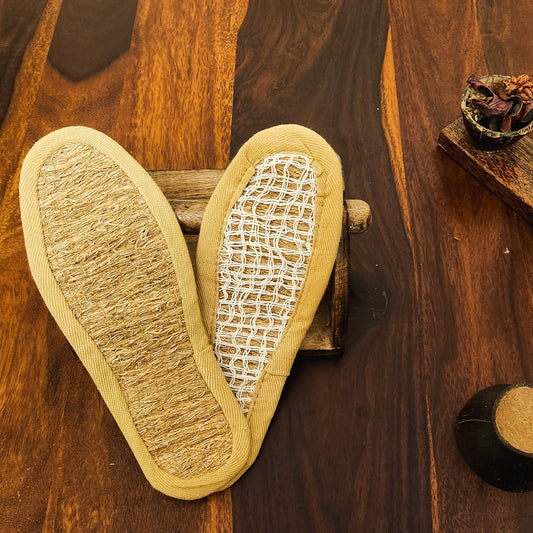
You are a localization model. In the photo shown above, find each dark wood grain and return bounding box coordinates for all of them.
[2,0,533,531]
[0,0,48,127]
[230,1,533,532]
[48,0,138,81]
[476,1,533,76]
[0,0,246,530]
[387,1,533,530]
[439,119,533,226]
[330,207,349,350]
[231,1,422,532]
[114,0,249,170]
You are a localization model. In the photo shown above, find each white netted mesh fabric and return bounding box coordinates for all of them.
[214,153,317,412]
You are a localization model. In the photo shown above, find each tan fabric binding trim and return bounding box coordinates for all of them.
[20,126,250,499]
[196,124,344,484]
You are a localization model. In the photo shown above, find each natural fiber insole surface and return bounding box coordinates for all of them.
[37,142,232,478]
[214,153,316,412]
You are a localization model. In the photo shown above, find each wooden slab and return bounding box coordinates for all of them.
[148,169,371,356]
[438,118,533,224]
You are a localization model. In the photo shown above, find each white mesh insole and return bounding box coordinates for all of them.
[214,153,317,412]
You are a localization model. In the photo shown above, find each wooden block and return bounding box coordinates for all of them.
[148,169,371,356]
[438,118,533,224]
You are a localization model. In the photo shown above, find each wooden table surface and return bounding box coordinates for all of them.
[1,1,533,531]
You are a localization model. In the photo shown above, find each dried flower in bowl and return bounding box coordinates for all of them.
[466,74,529,133]
[461,74,533,150]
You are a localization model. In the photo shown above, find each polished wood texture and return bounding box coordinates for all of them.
[1,1,533,532]
[230,0,533,532]
[439,118,533,225]
[48,0,138,81]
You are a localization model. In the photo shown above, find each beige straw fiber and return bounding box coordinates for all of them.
[38,141,232,477]
[20,126,250,499]
[495,385,533,455]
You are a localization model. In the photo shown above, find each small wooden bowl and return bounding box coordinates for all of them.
[455,383,533,492]
[461,74,533,151]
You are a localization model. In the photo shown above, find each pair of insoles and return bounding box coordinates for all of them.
[20,125,344,499]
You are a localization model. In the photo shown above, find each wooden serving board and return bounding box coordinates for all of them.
[148,169,371,356]
[438,118,533,224]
